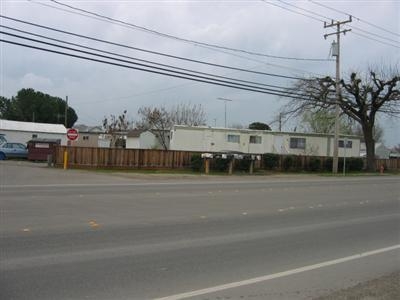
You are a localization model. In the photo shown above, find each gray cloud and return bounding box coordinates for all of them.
[1,0,399,146]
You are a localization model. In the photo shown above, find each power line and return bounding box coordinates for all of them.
[352,31,400,49]
[261,0,400,49]
[1,25,298,91]
[274,0,399,46]
[0,38,312,100]
[349,26,400,46]
[308,0,400,38]
[0,15,307,81]
[43,0,332,62]
[259,0,325,23]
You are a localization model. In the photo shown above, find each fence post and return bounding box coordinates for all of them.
[204,158,210,174]
[249,160,254,174]
[228,159,234,175]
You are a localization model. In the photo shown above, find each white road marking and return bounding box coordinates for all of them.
[153,244,400,300]
[2,177,398,189]
[242,212,248,215]
[309,206,314,209]
[278,209,285,212]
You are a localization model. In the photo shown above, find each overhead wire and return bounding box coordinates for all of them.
[0,36,312,100]
[276,0,399,46]
[352,31,400,49]
[259,0,325,23]
[308,0,400,38]
[43,0,332,62]
[0,15,308,81]
[0,25,298,91]
[262,0,400,49]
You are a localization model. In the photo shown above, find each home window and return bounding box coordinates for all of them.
[339,140,352,148]
[249,136,262,144]
[290,137,306,149]
[83,136,89,141]
[227,134,240,143]
[32,134,38,138]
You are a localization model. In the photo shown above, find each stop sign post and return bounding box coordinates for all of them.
[64,128,79,170]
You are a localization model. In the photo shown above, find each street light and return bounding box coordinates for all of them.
[217,97,233,128]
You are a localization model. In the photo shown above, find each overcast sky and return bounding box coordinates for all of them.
[1,0,399,146]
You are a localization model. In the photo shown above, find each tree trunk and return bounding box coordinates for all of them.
[363,126,375,171]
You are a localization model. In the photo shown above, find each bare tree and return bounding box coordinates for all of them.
[102,110,132,148]
[136,103,207,150]
[170,103,206,126]
[282,67,399,171]
[392,144,400,153]
[299,109,355,135]
[136,106,172,150]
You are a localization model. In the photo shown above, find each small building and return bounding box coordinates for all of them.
[360,142,391,159]
[70,124,108,148]
[126,129,170,150]
[0,119,67,145]
[170,125,361,157]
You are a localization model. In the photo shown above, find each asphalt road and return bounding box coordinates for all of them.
[1,161,399,300]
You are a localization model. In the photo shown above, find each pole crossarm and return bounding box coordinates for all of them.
[324,29,351,39]
[324,16,352,28]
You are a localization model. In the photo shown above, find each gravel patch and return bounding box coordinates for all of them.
[313,271,400,300]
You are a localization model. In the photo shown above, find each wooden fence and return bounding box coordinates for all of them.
[54,146,400,171]
[54,146,201,169]
[375,158,400,171]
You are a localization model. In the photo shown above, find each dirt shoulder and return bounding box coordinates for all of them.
[313,271,400,300]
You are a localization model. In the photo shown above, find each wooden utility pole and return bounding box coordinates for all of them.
[324,17,352,174]
[64,96,68,127]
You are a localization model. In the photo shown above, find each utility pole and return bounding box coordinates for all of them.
[217,97,233,128]
[278,113,282,132]
[324,16,351,174]
[64,96,68,128]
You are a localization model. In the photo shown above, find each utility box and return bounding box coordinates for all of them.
[27,138,61,161]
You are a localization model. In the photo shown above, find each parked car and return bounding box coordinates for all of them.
[0,134,6,146]
[0,142,28,160]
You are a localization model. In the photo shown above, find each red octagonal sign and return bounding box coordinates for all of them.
[66,128,79,141]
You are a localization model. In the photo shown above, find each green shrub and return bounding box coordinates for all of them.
[347,157,364,171]
[324,157,333,171]
[283,155,295,171]
[214,158,229,172]
[263,153,280,170]
[236,159,251,171]
[293,156,303,171]
[190,154,203,172]
[308,157,321,172]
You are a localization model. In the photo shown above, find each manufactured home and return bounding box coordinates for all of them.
[0,119,67,145]
[170,125,361,157]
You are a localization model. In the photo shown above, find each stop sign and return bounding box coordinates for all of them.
[66,128,79,141]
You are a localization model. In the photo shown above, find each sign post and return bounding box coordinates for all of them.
[65,128,79,169]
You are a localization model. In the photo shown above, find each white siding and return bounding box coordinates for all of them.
[126,137,140,149]
[0,120,67,145]
[170,126,361,157]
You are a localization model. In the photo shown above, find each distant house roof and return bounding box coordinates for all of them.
[127,129,145,138]
[0,119,66,134]
[73,124,104,133]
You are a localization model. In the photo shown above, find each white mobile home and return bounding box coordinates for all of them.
[0,119,67,145]
[170,125,361,157]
